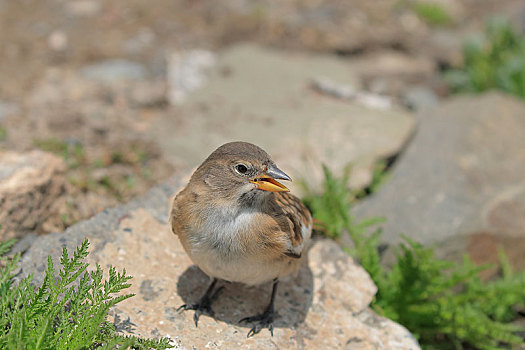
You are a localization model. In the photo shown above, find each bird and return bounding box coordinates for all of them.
[169,141,312,337]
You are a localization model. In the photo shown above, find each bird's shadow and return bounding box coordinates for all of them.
[176,256,313,331]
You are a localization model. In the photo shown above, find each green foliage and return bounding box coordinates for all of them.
[0,239,171,350]
[373,239,525,349]
[34,138,85,169]
[301,165,353,238]
[445,17,525,99]
[0,127,7,142]
[413,2,452,27]
[304,166,525,349]
[367,160,389,195]
[33,138,155,203]
[301,163,388,239]
[354,160,389,199]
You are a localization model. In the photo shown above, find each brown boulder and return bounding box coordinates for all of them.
[0,150,67,240]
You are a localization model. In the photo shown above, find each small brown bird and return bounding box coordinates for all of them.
[170,141,312,337]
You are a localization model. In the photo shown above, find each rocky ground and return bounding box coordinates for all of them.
[16,174,420,349]
[2,0,525,348]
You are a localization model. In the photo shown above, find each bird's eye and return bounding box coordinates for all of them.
[235,163,248,175]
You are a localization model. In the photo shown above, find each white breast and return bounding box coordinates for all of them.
[186,207,295,285]
[194,207,256,255]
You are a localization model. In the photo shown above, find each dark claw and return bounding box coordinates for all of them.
[193,308,209,327]
[240,310,275,337]
[176,302,214,326]
[241,279,279,337]
[247,327,257,338]
[176,304,187,312]
[246,323,274,337]
[177,278,222,327]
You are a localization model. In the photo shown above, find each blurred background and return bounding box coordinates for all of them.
[1,0,524,234]
[2,0,525,348]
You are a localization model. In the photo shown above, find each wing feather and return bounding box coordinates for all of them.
[270,192,312,258]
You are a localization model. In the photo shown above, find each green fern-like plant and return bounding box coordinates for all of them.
[444,17,525,99]
[301,164,354,238]
[303,166,525,349]
[0,238,171,350]
[376,239,524,349]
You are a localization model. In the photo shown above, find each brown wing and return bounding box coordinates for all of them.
[269,192,312,258]
[169,191,183,236]
[169,186,199,237]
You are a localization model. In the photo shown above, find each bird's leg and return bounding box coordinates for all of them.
[177,278,224,327]
[240,279,279,337]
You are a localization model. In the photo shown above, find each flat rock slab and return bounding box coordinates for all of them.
[353,93,525,254]
[17,174,419,349]
[155,44,415,191]
[0,150,67,240]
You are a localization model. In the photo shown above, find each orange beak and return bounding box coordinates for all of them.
[250,165,291,192]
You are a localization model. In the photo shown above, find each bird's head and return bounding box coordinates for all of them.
[194,141,291,204]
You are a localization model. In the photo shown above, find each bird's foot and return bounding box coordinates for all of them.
[177,285,224,327]
[240,308,275,337]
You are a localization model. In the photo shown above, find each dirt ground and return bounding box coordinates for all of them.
[2,0,524,98]
[1,0,524,234]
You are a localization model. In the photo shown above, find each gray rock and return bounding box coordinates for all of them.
[166,49,216,105]
[155,44,415,191]
[80,59,147,82]
[425,29,464,66]
[17,174,419,349]
[64,0,101,17]
[0,101,19,121]
[123,27,155,54]
[126,80,167,108]
[403,86,439,111]
[354,50,437,97]
[353,93,525,252]
[311,77,393,110]
[311,77,358,101]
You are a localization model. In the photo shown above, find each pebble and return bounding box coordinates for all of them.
[403,86,439,111]
[311,77,357,100]
[80,59,148,82]
[65,0,101,17]
[167,50,216,105]
[0,101,19,121]
[48,30,68,51]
